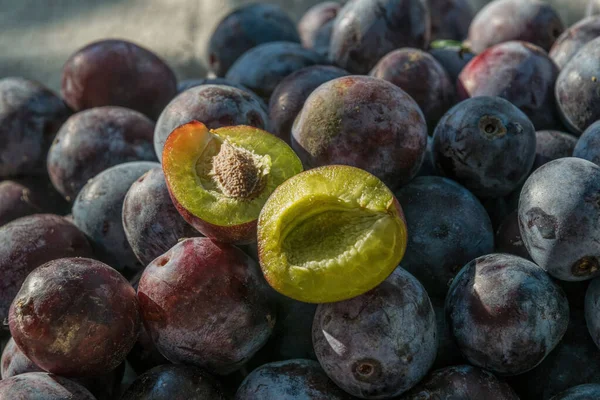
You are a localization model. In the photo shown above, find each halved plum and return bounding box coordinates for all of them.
[257,165,408,303]
[162,121,302,244]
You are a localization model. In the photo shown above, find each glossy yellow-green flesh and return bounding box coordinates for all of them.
[258,166,407,303]
[166,126,302,226]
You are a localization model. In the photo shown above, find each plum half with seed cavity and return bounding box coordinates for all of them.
[467,0,564,54]
[292,75,428,190]
[574,120,600,167]
[137,237,276,375]
[394,176,494,298]
[235,359,354,399]
[550,16,600,69]
[518,157,600,281]
[8,258,140,377]
[329,0,431,74]
[401,365,519,399]
[446,253,569,376]
[312,267,437,398]
[432,96,536,198]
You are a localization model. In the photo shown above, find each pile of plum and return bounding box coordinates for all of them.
[3,0,600,398]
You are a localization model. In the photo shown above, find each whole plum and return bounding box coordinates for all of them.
[47,106,157,201]
[61,39,177,120]
[312,267,437,398]
[585,278,600,350]
[574,120,600,166]
[533,130,577,171]
[518,158,600,281]
[429,45,475,82]
[292,75,428,189]
[432,96,536,198]
[297,2,341,57]
[0,181,43,227]
[446,253,569,375]
[0,373,95,400]
[329,0,430,74]
[550,384,600,399]
[428,0,474,41]
[0,77,71,178]
[177,78,250,94]
[550,16,600,69]
[207,3,300,77]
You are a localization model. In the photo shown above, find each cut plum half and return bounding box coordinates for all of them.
[257,165,408,303]
[162,121,303,244]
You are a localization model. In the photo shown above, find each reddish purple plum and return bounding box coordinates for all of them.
[0,373,95,400]
[550,16,600,69]
[297,2,341,57]
[292,75,428,189]
[458,41,562,130]
[467,0,564,54]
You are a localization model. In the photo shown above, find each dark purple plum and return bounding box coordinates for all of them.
[550,16,600,69]
[235,359,354,400]
[533,130,577,171]
[428,0,474,41]
[207,3,301,77]
[268,65,349,143]
[292,75,428,189]
[0,214,93,326]
[446,253,569,375]
[550,384,600,399]
[312,267,437,398]
[495,210,532,261]
[177,78,251,94]
[467,0,564,54]
[431,298,464,369]
[588,0,600,17]
[0,181,43,227]
[8,258,140,377]
[328,0,431,74]
[153,84,269,159]
[0,77,71,178]
[121,364,227,400]
[432,96,536,198]
[585,278,600,350]
[72,161,159,273]
[430,45,475,82]
[61,39,177,120]
[507,309,600,399]
[574,120,600,166]
[137,238,276,375]
[556,37,600,135]
[13,175,71,216]
[518,158,600,281]
[225,42,326,100]
[458,41,562,130]
[0,373,95,400]
[401,365,519,399]
[47,106,157,201]
[297,2,341,57]
[394,176,494,297]
[370,48,455,132]
[122,167,199,266]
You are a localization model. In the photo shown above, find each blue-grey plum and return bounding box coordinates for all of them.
[329,0,431,74]
[370,48,455,133]
[122,167,199,266]
[518,157,600,281]
[235,359,354,400]
[432,96,536,198]
[153,84,269,159]
[394,176,494,297]
[467,0,564,54]
[268,65,349,143]
[574,121,600,166]
[556,37,600,135]
[207,3,300,77]
[458,41,562,131]
[121,364,227,400]
[312,267,437,398]
[225,42,325,100]
[47,106,157,201]
[550,16,600,69]
[297,2,341,57]
[292,75,428,190]
[495,210,532,261]
[177,78,251,94]
[533,130,576,171]
[446,253,569,375]
[550,384,600,400]
[72,161,159,272]
[429,45,475,82]
[585,278,600,350]
[0,77,71,178]
[400,365,519,399]
[0,373,95,400]
[428,0,474,41]
[0,214,93,328]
